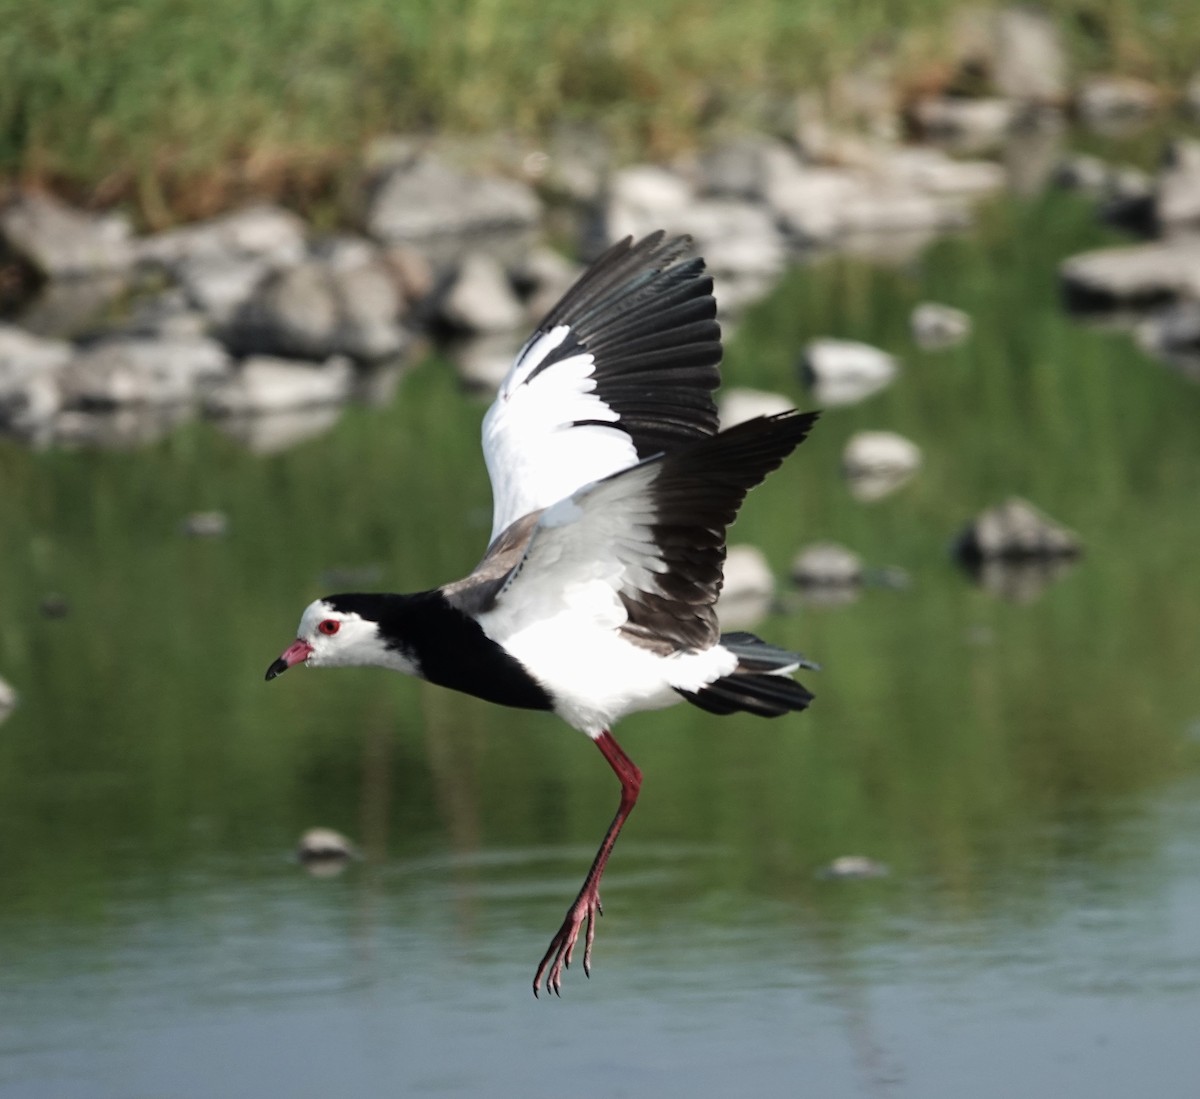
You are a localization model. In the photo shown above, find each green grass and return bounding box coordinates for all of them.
[2,0,1199,221]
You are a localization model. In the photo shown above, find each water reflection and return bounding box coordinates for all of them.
[1,191,1200,1097]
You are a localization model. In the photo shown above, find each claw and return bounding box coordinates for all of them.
[532,887,604,997]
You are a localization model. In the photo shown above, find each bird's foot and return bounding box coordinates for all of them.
[532,886,603,997]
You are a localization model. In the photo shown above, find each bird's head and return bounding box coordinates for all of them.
[265,596,401,681]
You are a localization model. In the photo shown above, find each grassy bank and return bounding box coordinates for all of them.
[1,0,1197,220]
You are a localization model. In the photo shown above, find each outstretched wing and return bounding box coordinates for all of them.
[476,411,820,653]
[481,232,722,545]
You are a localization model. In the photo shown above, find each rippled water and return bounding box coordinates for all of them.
[2,191,1200,1097]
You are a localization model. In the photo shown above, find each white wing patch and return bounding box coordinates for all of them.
[487,461,666,638]
[482,324,641,544]
[476,453,740,733]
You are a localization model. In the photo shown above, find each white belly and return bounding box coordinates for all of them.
[480,609,737,736]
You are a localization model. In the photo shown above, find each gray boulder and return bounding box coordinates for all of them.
[1135,301,1200,380]
[1060,238,1200,310]
[715,544,776,630]
[204,356,353,416]
[436,252,525,333]
[1157,140,1200,230]
[842,430,922,501]
[801,338,898,406]
[364,152,542,246]
[0,325,72,432]
[695,135,805,201]
[718,387,796,429]
[0,193,134,277]
[0,676,16,723]
[226,254,409,362]
[176,253,272,324]
[449,333,523,392]
[511,246,582,319]
[911,98,1017,153]
[791,541,863,586]
[60,337,230,408]
[135,204,307,273]
[603,165,694,242]
[955,497,1082,561]
[911,301,972,349]
[1077,76,1161,136]
[991,7,1068,103]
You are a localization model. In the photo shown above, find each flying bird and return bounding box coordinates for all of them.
[266,232,820,996]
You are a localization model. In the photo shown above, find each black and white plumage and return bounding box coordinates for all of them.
[266,232,820,996]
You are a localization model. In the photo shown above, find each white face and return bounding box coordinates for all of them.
[296,599,389,668]
[266,599,419,680]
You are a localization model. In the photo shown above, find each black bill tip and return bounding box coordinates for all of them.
[265,658,289,682]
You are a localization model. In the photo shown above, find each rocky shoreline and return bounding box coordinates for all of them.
[4,4,1200,453]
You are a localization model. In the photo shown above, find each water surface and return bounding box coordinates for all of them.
[2,191,1199,1097]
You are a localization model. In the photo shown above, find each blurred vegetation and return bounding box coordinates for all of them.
[1,0,1199,220]
[1,190,1198,950]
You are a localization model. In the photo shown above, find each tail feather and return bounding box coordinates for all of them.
[675,630,817,718]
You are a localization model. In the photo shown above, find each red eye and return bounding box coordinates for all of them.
[318,619,340,636]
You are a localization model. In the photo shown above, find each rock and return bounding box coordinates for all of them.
[695,135,802,201]
[40,594,70,619]
[0,193,134,277]
[203,356,353,416]
[226,255,409,362]
[60,337,231,408]
[1060,238,1200,311]
[181,511,229,538]
[603,165,694,241]
[135,204,307,272]
[800,338,898,406]
[1135,301,1200,379]
[0,326,71,435]
[0,675,16,719]
[123,289,211,340]
[884,147,1007,198]
[1187,73,1200,122]
[1055,153,1113,195]
[1002,108,1068,196]
[1156,140,1200,230]
[842,430,922,500]
[954,497,1082,562]
[364,152,542,247]
[836,187,971,238]
[791,541,863,587]
[383,244,437,306]
[14,274,131,340]
[818,855,890,880]
[297,827,358,877]
[991,7,1067,103]
[436,252,525,333]
[176,253,272,324]
[715,544,775,630]
[214,407,343,453]
[678,201,788,291]
[1099,166,1157,234]
[766,166,861,243]
[449,333,523,392]
[298,826,357,861]
[1077,76,1162,136]
[911,301,972,349]
[911,97,1017,153]
[511,245,581,318]
[718,387,796,429]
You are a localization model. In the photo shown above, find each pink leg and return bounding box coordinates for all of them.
[533,730,642,997]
